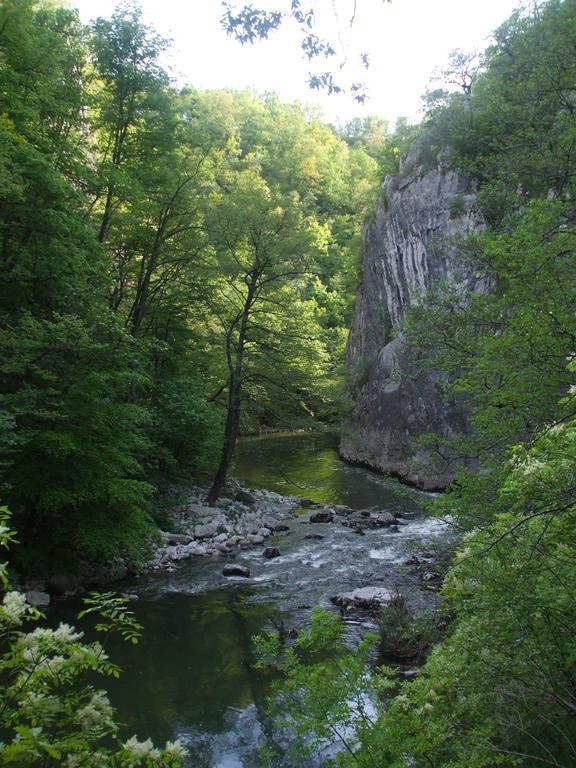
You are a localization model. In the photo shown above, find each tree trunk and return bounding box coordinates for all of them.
[206,375,241,504]
[206,274,258,504]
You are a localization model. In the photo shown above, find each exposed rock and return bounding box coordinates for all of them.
[342,153,485,489]
[194,523,217,539]
[26,590,50,609]
[400,668,420,679]
[331,586,393,611]
[222,564,251,577]
[421,571,442,582]
[248,534,265,545]
[333,505,355,516]
[309,510,334,523]
[404,554,435,566]
[161,532,192,545]
[257,527,272,537]
[46,573,84,595]
[186,503,215,519]
[262,515,290,532]
[263,547,281,559]
[121,592,139,602]
[304,533,324,541]
[235,490,257,505]
[373,512,397,527]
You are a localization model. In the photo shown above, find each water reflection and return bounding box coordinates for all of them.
[234,431,421,513]
[95,589,276,766]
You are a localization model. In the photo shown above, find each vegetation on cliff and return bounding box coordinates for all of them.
[267,1,576,765]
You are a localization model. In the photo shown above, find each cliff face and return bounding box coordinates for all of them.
[341,156,484,489]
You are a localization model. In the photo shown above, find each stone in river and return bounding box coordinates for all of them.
[222,564,251,577]
[333,505,355,516]
[373,512,397,527]
[304,533,324,541]
[331,586,393,611]
[26,590,50,609]
[309,510,334,523]
[262,515,290,532]
[263,547,280,559]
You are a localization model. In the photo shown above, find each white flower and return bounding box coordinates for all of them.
[164,740,187,759]
[123,736,160,760]
[2,591,28,625]
[53,623,83,643]
[76,691,114,732]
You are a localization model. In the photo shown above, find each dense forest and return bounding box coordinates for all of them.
[0,0,386,574]
[2,0,576,766]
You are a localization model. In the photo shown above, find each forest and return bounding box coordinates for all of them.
[0,0,386,572]
[1,0,576,766]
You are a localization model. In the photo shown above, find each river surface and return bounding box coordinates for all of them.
[57,432,453,767]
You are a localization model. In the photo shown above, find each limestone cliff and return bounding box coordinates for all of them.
[341,155,484,489]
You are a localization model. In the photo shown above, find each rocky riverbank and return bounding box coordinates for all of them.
[149,486,301,572]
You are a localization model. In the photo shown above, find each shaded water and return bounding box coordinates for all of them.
[55,433,453,767]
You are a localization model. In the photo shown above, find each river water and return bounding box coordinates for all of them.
[58,432,453,767]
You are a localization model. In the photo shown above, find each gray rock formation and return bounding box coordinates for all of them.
[341,153,485,489]
[331,586,393,611]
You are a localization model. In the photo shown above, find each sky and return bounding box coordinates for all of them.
[71,0,523,126]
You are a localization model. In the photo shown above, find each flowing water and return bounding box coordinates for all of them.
[55,432,454,767]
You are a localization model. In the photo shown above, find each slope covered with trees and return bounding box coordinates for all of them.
[0,0,382,576]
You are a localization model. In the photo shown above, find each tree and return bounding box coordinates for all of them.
[201,169,321,502]
[89,3,169,244]
[221,0,392,103]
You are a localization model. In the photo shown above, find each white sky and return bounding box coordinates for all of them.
[71,0,522,126]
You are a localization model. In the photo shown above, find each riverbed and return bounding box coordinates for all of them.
[57,432,454,767]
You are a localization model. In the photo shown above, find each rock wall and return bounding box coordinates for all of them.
[341,155,485,489]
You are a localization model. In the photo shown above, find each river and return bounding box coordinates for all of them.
[56,432,453,767]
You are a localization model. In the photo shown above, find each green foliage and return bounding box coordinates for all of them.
[254,606,394,766]
[377,593,446,663]
[0,513,186,767]
[0,1,377,562]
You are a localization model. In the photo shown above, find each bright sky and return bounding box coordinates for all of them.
[71,0,522,126]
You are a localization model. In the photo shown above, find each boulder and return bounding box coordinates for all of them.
[373,512,397,527]
[304,533,324,541]
[194,523,217,539]
[235,490,257,505]
[331,586,393,611]
[26,590,50,609]
[46,573,83,595]
[262,516,290,532]
[263,547,280,559]
[309,510,334,523]
[186,503,216,519]
[333,505,355,516]
[161,532,192,545]
[248,534,265,545]
[421,571,441,582]
[222,564,251,577]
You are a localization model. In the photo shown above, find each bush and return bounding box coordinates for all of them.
[0,508,186,767]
